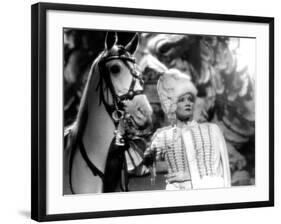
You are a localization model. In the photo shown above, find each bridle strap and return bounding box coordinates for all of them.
[77,53,145,192]
[98,54,144,121]
[101,55,135,64]
[118,77,144,101]
[79,139,105,179]
[117,59,144,101]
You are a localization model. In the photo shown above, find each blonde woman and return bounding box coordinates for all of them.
[144,69,231,190]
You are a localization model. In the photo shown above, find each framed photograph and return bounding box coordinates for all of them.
[31,2,274,222]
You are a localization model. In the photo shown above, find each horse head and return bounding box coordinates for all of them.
[96,32,153,131]
[66,32,153,194]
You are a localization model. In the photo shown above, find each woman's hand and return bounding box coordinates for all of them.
[166,171,191,183]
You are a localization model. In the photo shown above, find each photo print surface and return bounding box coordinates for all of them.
[63,29,255,195]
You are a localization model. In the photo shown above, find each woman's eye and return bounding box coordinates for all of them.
[178,95,194,103]
[110,65,120,74]
[188,96,194,102]
[178,97,184,103]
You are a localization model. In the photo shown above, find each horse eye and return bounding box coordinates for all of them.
[109,65,120,74]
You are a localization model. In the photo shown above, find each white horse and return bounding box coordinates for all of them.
[64,32,153,194]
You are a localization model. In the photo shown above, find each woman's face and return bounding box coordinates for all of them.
[175,92,195,122]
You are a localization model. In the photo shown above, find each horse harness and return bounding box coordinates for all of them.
[75,51,145,192]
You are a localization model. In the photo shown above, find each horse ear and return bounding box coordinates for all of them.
[125,33,139,55]
[105,32,118,49]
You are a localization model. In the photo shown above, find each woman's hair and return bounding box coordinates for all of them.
[157,68,197,124]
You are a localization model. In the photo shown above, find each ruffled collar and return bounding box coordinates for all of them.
[172,120,197,140]
[176,119,197,128]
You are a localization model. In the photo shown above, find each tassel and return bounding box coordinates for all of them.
[114,118,125,146]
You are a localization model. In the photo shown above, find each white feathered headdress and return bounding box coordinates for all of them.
[139,54,197,122]
[157,68,197,121]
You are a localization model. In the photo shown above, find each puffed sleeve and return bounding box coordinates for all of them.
[212,124,231,187]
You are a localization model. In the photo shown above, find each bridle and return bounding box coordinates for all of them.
[97,51,145,127]
[71,50,147,193]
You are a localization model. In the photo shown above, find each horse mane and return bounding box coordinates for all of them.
[67,51,105,150]
[66,43,131,159]
[64,51,110,194]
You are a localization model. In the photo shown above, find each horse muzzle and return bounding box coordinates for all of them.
[123,95,153,130]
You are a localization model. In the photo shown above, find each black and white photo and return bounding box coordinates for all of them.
[31,3,274,221]
[63,30,256,194]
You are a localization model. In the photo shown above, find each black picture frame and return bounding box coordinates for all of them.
[31,2,274,222]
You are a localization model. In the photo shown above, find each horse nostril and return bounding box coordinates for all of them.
[137,107,145,116]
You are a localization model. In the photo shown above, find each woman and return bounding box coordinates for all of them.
[144,69,231,190]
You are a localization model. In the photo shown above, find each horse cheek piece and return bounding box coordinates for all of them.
[104,32,142,146]
[65,32,153,194]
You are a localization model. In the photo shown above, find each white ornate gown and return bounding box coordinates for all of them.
[145,120,231,190]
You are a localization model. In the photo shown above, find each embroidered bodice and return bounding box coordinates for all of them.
[145,121,231,189]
